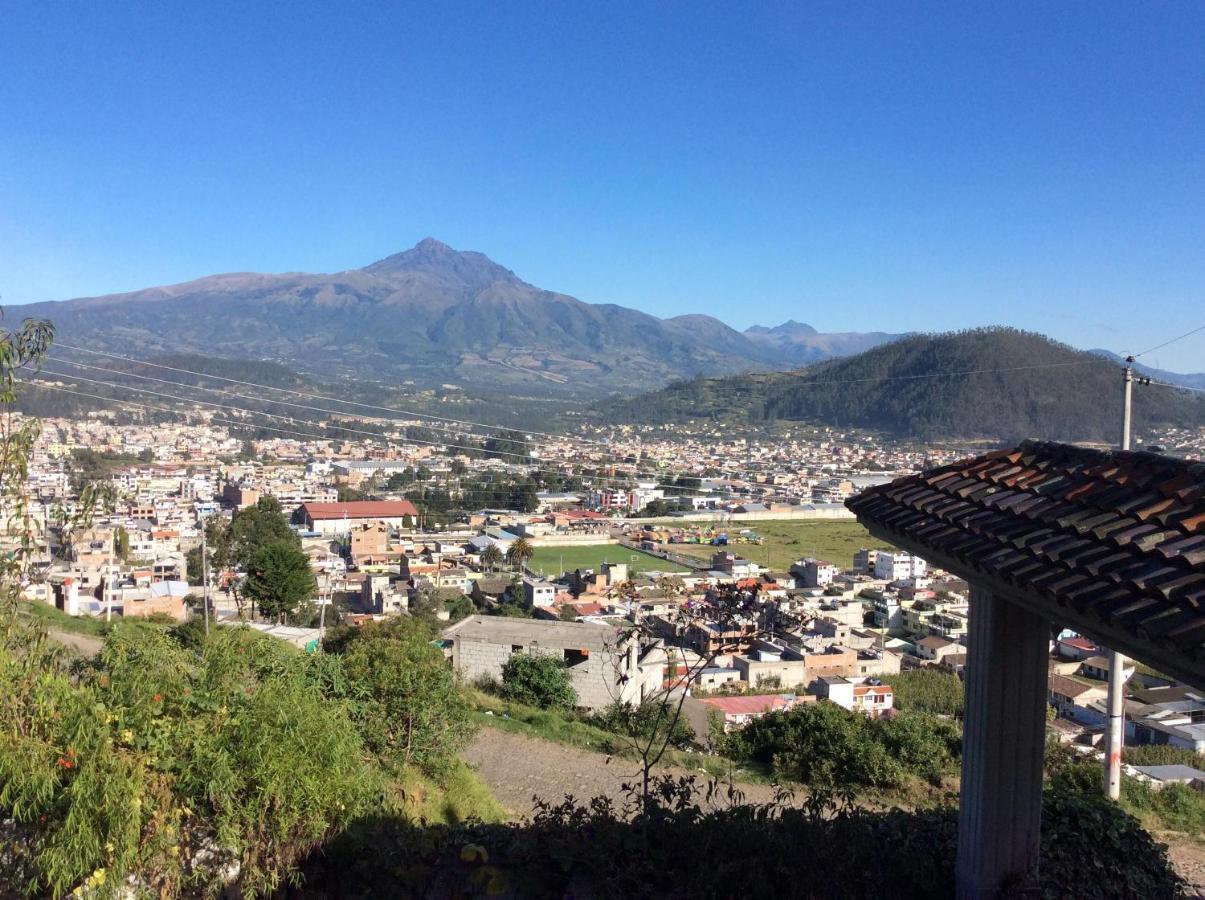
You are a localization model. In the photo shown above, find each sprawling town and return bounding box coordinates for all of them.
[11,403,1204,790]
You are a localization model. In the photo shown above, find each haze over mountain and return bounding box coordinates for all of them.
[17,239,900,398]
[607,328,1205,442]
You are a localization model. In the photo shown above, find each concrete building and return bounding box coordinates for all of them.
[299,500,419,536]
[443,616,643,710]
[873,550,927,582]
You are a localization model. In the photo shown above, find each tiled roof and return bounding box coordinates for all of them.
[301,500,419,520]
[847,441,1205,688]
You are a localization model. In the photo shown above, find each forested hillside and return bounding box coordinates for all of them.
[606,328,1205,442]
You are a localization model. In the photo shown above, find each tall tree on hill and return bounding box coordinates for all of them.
[506,538,534,572]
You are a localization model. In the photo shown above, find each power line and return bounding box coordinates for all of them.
[49,342,1107,443]
[49,341,617,447]
[1133,324,1205,359]
[29,369,737,498]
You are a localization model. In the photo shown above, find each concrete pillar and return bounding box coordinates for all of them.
[956,586,1050,899]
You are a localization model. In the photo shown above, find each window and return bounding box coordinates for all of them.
[564,648,589,667]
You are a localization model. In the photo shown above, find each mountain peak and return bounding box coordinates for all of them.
[361,238,522,287]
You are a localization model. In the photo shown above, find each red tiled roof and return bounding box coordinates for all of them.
[847,441,1205,688]
[702,694,794,716]
[301,500,419,520]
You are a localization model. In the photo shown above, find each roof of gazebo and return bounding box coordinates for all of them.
[847,440,1205,688]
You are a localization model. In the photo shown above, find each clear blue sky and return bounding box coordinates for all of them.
[2,2,1203,369]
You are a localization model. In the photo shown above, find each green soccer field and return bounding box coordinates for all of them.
[527,544,691,578]
[654,520,885,571]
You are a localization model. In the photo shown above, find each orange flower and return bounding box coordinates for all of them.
[152,694,162,703]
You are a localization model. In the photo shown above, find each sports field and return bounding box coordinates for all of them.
[527,544,690,578]
[656,520,885,570]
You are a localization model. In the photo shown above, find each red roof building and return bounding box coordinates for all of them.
[300,500,419,534]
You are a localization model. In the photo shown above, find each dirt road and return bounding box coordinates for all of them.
[463,727,785,819]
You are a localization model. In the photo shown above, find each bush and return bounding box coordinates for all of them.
[1124,745,1205,769]
[591,701,697,751]
[723,702,960,790]
[0,611,377,897]
[882,669,965,717]
[332,618,476,773]
[500,653,577,709]
[297,777,1186,899]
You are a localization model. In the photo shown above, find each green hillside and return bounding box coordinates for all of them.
[605,328,1205,442]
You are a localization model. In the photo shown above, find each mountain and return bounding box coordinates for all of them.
[743,320,902,364]
[605,328,1205,442]
[1089,349,1205,391]
[16,239,892,398]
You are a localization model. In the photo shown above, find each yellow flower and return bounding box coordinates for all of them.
[120,729,134,744]
[459,843,488,864]
[169,845,180,857]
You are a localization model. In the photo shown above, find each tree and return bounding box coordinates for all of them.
[480,543,503,572]
[137,448,154,463]
[506,537,534,571]
[336,619,475,772]
[484,430,528,460]
[243,539,315,623]
[500,653,577,709]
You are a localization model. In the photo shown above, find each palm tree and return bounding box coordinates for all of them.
[506,538,534,572]
[480,543,503,572]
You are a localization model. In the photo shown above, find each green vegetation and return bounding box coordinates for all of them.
[1046,742,1205,841]
[1124,745,1205,769]
[20,599,112,637]
[298,776,1186,899]
[499,653,577,709]
[722,703,962,790]
[527,544,689,576]
[660,519,877,569]
[882,669,965,718]
[609,327,1204,441]
[335,618,475,771]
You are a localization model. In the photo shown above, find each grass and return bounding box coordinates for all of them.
[393,759,507,825]
[527,544,689,577]
[22,600,112,636]
[655,519,883,570]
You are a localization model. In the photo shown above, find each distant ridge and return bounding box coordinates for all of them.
[606,327,1205,442]
[16,239,899,397]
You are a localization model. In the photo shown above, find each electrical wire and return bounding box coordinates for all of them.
[29,369,740,498]
[1133,324,1205,359]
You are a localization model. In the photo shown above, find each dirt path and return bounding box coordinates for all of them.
[1164,839,1205,898]
[46,628,103,657]
[463,727,784,819]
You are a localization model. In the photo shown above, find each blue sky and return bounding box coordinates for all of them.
[2,1,1203,369]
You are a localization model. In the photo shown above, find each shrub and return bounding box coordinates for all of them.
[0,612,377,897]
[1123,745,1205,769]
[591,701,697,751]
[500,653,577,709]
[333,618,476,773]
[723,702,959,790]
[882,669,965,717]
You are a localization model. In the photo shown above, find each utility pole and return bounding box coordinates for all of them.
[201,517,210,637]
[1104,358,1134,801]
[106,524,114,623]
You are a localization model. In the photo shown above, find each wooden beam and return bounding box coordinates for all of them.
[859,522,1205,690]
[956,586,1050,899]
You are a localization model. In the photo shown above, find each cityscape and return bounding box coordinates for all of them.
[2,4,1204,899]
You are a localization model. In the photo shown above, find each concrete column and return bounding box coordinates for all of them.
[956,586,1050,899]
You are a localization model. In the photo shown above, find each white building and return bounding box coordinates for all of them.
[874,550,927,582]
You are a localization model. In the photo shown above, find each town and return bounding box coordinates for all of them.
[12,404,1203,787]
